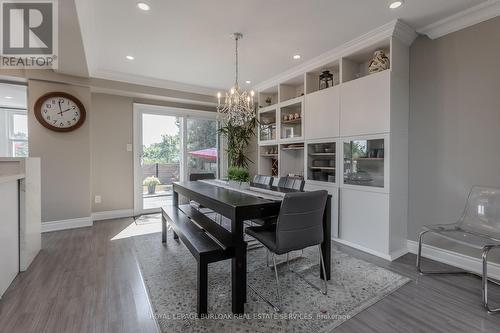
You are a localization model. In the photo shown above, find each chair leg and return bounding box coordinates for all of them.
[285,246,328,295]
[416,230,468,275]
[482,246,500,314]
[247,252,282,312]
[318,245,328,295]
[272,254,282,309]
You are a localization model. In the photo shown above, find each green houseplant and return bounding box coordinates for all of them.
[143,176,161,194]
[218,115,257,189]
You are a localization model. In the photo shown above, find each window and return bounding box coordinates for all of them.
[1,109,28,157]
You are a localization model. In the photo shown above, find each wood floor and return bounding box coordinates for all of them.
[1,217,500,333]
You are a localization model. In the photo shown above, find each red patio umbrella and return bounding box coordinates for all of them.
[188,147,217,161]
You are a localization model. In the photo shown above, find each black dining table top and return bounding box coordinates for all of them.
[173,181,283,208]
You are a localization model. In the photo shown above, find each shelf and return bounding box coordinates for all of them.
[281,118,301,125]
[309,167,336,170]
[261,154,278,158]
[280,96,303,108]
[260,122,276,126]
[259,104,278,113]
[282,146,304,151]
[309,153,335,156]
[354,158,384,161]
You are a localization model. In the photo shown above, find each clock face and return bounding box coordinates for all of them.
[34,93,86,132]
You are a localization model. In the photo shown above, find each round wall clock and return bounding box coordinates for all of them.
[34,92,86,132]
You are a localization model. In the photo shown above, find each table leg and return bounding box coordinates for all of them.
[172,189,179,240]
[321,196,331,280]
[231,216,246,314]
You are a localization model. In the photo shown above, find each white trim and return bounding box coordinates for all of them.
[91,209,134,222]
[91,69,220,96]
[334,238,407,261]
[407,240,500,280]
[253,19,416,92]
[417,0,500,39]
[41,217,92,233]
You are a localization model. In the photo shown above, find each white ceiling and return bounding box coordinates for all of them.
[74,0,487,92]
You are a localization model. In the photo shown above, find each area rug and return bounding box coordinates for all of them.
[133,228,410,333]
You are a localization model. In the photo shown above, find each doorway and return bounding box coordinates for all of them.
[133,104,219,215]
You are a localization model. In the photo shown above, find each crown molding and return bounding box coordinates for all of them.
[417,0,500,39]
[91,69,220,97]
[253,19,416,92]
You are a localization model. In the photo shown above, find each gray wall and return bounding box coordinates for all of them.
[408,17,500,257]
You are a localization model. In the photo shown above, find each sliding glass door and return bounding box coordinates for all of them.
[134,104,218,214]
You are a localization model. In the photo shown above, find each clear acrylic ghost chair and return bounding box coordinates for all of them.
[416,186,500,313]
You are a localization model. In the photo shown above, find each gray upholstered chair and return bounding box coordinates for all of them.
[417,186,500,313]
[245,190,328,312]
[277,176,305,191]
[251,174,274,187]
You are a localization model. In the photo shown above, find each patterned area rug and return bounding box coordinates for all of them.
[133,228,410,333]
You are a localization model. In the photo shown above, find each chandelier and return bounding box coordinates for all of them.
[217,33,255,126]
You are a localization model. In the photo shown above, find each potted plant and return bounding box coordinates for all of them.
[227,166,250,189]
[218,112,258,189]
[143,176,161,194]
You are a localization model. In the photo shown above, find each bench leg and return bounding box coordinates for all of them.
[197,260,208,318]
[173,231,179,240]
[162,215,167,243]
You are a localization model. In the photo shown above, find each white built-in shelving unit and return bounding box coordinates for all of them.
[255,19,417,260]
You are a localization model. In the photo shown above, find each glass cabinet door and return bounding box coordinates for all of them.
[259,110,277,142]
[307,142,336,183]
[343,138,384,188]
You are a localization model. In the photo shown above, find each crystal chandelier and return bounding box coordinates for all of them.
[217,33,255,126]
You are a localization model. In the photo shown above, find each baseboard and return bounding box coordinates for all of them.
[41,216,93,233]
[334,238,407,261]
[407,240,500,280]
[92,209,134,222]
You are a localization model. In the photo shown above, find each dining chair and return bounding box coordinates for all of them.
[277,176,305,191]
[251,174,274,187]
[245,190,328,312]
[417,186,500,313]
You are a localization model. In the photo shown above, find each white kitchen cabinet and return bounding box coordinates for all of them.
[340,70,390,137]
[305,86,340,140]
[0,178,19,298]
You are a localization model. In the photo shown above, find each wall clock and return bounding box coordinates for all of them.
[34,92,86,132]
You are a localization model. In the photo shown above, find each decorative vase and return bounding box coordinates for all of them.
[147,184,156,194]
[368,50,390,74]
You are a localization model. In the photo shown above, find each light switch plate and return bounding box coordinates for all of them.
[95,195,102,204]
[126,144,133,152]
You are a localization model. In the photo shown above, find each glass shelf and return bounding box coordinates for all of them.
[343,138,384,188]
[307,142,336,183]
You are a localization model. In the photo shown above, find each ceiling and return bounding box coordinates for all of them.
[72,0,487,92]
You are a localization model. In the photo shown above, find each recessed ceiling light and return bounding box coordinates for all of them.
[4,96,13,99]
[293,54,301,60]
[245,80,251,84]
[137,2,151,11]
[389,1,404,9]
[126,55,135,60]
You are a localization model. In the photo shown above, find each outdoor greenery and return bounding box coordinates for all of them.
[218,116,257,169]
[227,166,250,182]
[142,118,217,164]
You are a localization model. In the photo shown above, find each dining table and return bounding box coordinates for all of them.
[171,180,332,314]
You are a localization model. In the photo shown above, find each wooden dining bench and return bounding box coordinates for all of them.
[161,205,233,317]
